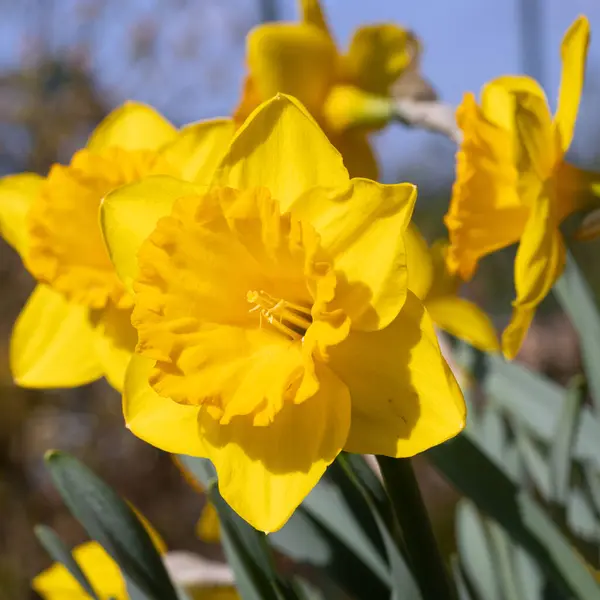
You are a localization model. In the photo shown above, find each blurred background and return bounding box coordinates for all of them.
[1,0,600,597]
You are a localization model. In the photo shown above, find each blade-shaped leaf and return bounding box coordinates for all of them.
[44,450,178,600]
[34,525,100,600]
[553,252,600,412]
[427,433,600,599]
[550,376,585,505]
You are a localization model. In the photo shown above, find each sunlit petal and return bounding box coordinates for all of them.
[0,173,42,258]
[123,355,205,456]
[86,101,177,152]
[330,291,465,457]
[11,285,102,388]
[199,363,350,532]
[214,94,349,212]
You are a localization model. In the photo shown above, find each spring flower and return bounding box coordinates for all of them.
[101,94,465,532]
[405,226,499,352]
[444,15,591,359]
[234,0,419,178]
[0,103,232,390]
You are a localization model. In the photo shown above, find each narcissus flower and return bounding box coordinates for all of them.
[405,226,499,352]
[445,15,592,359]
[234,0,419,178]
[0,102,232,390]
[101,94,465,532]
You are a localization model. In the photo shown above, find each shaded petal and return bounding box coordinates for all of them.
[246,23,336,116]
[0,173,42,258]
[445,92,529,280]
[502,192,566,359]
[91,304,137,392]
[86,101,177,152]
[404,224,433,300]
[554,16,590,153]
[342,24,417,95]
[329,291,465,457]
[100,176,204,294]
[292,179,416,331]
[11,285,102,388]
[196,502,221,543]
[161,118,234,184]
[213,94,349,212]
[32,541,126,599]
[123,354,205,456]
[426,296,500,353]
[329,128,379,179]
[199,363,350,532]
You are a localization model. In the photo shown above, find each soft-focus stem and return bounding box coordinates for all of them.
[376,456,456,600]
[392,99,461,143]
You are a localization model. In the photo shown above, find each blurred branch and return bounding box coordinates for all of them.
[392,98,461,143]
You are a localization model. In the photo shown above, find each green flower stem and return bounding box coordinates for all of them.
[376,456,455,600]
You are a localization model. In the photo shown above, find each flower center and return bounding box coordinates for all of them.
[247,290,312,340]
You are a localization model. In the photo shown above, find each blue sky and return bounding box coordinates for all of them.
[0,0,599,182]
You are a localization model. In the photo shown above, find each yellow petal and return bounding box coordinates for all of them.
[298,0,331,36]
[426,296,500,353]
[86,101,177,152]
[199,363,350,532]
[329,291,465,457]
[196,501,221,543]
[404,224,433,300]
[100,176,204,294]
[32,541,127,600]
[329,128,379,179]
[502,193,566,359]
[0,173,42,258]
[123,354,205,456]
[246,23,336,116]
[491,76,555,180]
[445,92,530,280]
[292,179,416,331]
[11,285,102,388]
[554,16,590,153]
[91,303,136,392]
[343,24,416,95]
[214,94,349,211]
[161,118,234,184]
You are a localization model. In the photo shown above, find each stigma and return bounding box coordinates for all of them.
[247,290,312,340]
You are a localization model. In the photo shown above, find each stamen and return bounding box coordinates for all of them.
[247,290,312,340]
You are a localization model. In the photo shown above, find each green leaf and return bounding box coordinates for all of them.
[450,556,474,600]
[567,487,600,543]
[553,252,600,412]
[338,455,421,600]
[550,375,585,505]
[584,462,600,515]
[456,501,501,600]
[427,433,600,599]
[34,525,100,600]
[485,355,600,470]
[206,483,293,600]
[515,426,552,501]
[44,450,178,600]
[486,520,522,600]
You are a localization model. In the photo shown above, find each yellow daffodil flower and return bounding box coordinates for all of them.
[444,15,591,359]
[100,94,465,532]
[234,0,419,179]
[0,102,233,391]
[405,226,499,352]
[33,541,129,599]
[33,510,167,599]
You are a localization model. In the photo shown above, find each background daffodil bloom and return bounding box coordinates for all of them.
[101,94,465,533]
[234,0,419,179]
[33,510,167,599]
[33,541,130,599]
[405,225,499,353]
[444,15,590,360]
[0,102,233,391]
